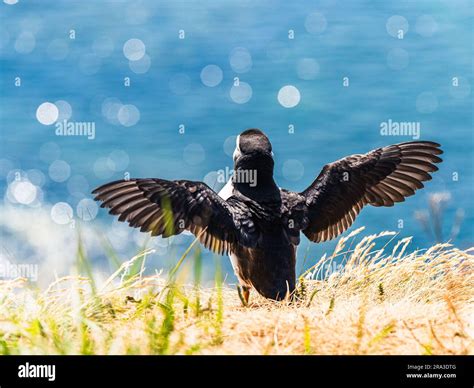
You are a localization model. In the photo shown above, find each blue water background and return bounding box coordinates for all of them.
[0,0,472,282]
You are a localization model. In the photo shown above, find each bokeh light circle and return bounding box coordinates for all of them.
[49,160,71,182]
[36,102,59,125]
[118,104,140,127]
[77,198,99,221]
[223,135,237,157]
[123,38,146,61]
[200,64,223,87]
[10,180,37,205]
[305,12,327,34]
[230,82,252,104]
[229,47,252,73]
[26,169,46,187]
[386,15,409,38]
[129,54,151,74]
[51,202,73,225]
[55,100,72,121]
[101,97,123,125]
[278,85,301,108]
[107,150,130,171]
[14,31,35,54]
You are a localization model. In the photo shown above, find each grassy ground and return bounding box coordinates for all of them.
[0,228,472,355]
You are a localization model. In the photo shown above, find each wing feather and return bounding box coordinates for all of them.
[93,179,239,255]
[301,141,442,242]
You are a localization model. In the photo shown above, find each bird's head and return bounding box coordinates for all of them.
[231,129,277,194]
[233,128,273,163]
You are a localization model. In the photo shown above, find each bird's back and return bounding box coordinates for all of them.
[228,190,306,300]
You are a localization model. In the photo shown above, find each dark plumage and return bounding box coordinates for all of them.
[92,129,443,302]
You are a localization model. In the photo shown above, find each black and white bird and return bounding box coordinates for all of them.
[92,129,443,303]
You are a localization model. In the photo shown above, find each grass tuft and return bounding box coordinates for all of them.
[0,229,472,355]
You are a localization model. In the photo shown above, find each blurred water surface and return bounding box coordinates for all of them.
[0,0,472,284]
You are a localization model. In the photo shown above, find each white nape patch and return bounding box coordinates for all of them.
[218,177,233,200]
[220,134,239,200]
[232,134,242,161]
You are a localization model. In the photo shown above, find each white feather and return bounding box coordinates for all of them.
[218,177,233,200]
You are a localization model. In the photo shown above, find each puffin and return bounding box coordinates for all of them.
[92,129,443,303]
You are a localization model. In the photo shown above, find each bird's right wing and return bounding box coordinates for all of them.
[301,141,443,243]
[92,179,242,255]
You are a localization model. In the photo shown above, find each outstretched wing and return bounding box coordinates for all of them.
[301,141,443,243]
[92,179,239,255]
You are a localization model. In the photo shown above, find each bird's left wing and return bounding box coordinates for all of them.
[300,141,443,243]
[92,179,239,255]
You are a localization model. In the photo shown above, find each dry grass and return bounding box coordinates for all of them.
[0,228,472,355]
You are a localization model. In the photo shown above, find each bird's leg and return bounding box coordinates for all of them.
[242,286,250,305]
[237,285,250,306]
